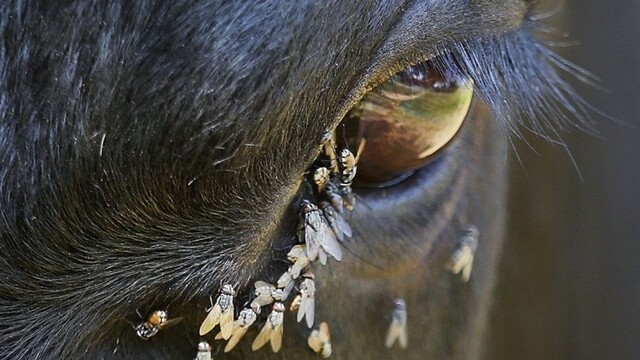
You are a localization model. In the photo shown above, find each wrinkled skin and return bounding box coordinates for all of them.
[0,1,528,359]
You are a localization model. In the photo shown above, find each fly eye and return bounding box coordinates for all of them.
[339,60,473,187]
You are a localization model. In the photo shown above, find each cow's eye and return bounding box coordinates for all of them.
[339,60,473,187]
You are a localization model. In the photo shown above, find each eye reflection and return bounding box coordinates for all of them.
[340,61,473,187]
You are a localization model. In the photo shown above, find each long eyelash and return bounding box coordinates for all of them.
[429,18,597,142]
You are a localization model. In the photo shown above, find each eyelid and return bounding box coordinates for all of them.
[331,1,530,133]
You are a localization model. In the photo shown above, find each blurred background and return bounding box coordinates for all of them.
[485,1,640,359]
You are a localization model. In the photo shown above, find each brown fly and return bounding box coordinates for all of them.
[135,310,182,340]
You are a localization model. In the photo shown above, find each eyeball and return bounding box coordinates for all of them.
[339,61,473,186]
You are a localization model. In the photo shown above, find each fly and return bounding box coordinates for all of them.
[251,281,277,308]
[447,225,479,282]
[199,284,236,339]
[195,341,212,360]
[296,272,316,328]
[135,310,181,340]
[252,302,285,353]
[300,200,342,265]
[308,322,332,358]
[385,298,408,349]
[313,167,330,193]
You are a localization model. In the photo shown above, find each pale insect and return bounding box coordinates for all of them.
[321,130,339,175]
[215,307,258,353]
[320,201,352,242]
[251,281,277,308]
[341,185,356,212]
[135,310,182,340]
[287,245,311,279]
[195,341,212,360]
[385,298,408,349]
[313,167,331,192]
[308,322,332,358]
[447,225,479,282]
[276,270,296,298]
[199,284,235,339]
[337,139,365,211]
[296,273,316,328]
[338,148,357,187]
[252,302,286,353]
[300,200,342,265]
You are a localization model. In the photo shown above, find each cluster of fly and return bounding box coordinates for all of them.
[133,131,358,356]
[194,130,361,357]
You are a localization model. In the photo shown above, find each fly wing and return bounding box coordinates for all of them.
[323,204,352,241]
[334,211,352,238]
[224,326,249,353]
[385,318,406,348]
[318,247,327,265]
[277,271,293,289]
[290,257,309,278]
[398,321,408,349]
[304,297,315,328]
[324,211,344,242]
[270,321,284,353]
[318,221,342,262]
[158,317,183,330]
[219,304,235,340]
[251,322,272,351]
[449,246,473,274]
[305,234,320,262]
[199,304,222,336]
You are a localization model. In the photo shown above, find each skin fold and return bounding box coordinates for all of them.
[0,1,530,359]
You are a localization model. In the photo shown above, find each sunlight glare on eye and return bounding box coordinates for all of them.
[342,62,473,186]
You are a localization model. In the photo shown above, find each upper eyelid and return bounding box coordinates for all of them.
[331,0,531,130]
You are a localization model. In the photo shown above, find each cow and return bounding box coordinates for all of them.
[0,1,590,359]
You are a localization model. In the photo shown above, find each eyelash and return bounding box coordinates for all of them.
[428,18,596,143]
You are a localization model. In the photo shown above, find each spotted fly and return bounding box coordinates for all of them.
[300,200,342,265]
[199,284,235,338]
[252,302,286,353]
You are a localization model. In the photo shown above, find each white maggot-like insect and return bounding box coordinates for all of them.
[199,284,235,339]
[252,302,286,353]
